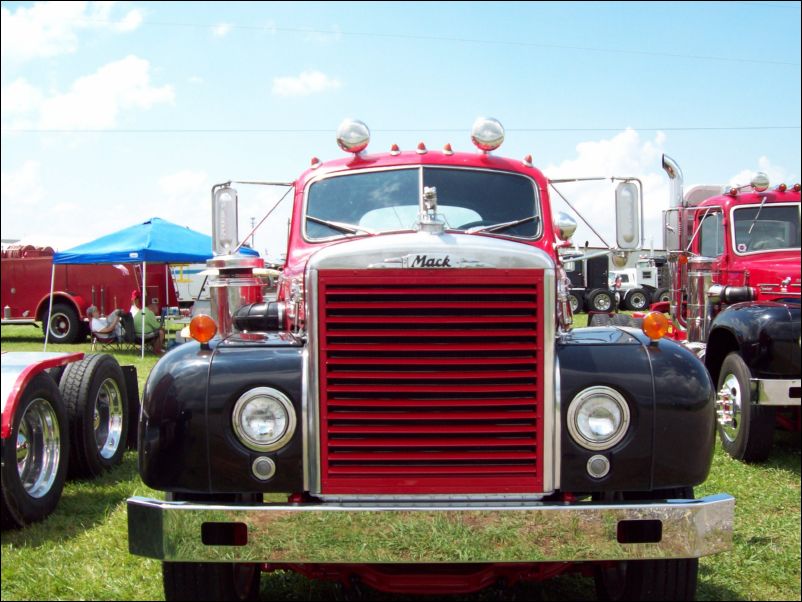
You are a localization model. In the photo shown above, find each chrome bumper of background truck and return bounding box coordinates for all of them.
[128,494,733,563]
[755,378,801,406]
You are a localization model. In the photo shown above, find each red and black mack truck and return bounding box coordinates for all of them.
[127,119,733,600]
[659,157,801,462]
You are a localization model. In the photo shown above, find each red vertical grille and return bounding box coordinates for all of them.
[317,269,544,495]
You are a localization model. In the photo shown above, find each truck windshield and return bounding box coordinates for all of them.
[732,204,801,254]
[305,167,540,240]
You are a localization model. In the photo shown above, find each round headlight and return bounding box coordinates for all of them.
[471,117,505,152]
[232,387,296,452]
[567,386,630,451]
[336,118,370,154]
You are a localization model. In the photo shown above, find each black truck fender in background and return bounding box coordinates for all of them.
[704,301,801,385]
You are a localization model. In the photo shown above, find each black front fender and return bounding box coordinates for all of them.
[139,333,304,493]
[558,327,715,493]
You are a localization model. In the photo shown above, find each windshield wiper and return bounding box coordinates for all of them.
[465,215,540,234]
[306,216,376,235]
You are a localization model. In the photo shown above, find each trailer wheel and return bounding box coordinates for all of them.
[588,289,614,312]
[45,302,83,344]
[716,352,775,462]
[624,288,649,311]
[1,373,69,528]
[653,288,670,303]
[595,488,697,601]
[60,354,128,478]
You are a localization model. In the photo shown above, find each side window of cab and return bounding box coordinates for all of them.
[698,210,724,257]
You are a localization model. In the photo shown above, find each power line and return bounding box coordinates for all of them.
[68,18,800,67]
[3,126,800,134]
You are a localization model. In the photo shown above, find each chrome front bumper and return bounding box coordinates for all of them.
[128,494,733,563]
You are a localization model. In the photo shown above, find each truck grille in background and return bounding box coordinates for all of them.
[317,269,544,495]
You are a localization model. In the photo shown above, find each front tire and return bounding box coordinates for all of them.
[163,562,260,601]
[162,493,261,601]
[716,352,775,462]
[595,487,697,601]
[1,373,69,528]
[60,354,129,478]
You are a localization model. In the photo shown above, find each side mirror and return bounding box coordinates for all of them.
[664,208,681,251]
[615,181,641,250]
[554,212,577,241]
[212,185,239,256]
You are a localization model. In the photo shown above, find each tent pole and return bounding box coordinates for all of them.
[141,262,146,359]
[44,263,56,351]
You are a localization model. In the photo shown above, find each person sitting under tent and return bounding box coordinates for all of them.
[87,305,123,342]
[130,290,165,354]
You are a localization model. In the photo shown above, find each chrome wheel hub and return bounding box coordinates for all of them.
[716,373,742,442]
[16,398,61,498]
[94,378,124,460]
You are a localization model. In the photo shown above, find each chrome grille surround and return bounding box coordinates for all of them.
[304,232,556,499]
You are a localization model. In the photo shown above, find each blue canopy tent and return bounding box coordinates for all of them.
[45,217,257,356]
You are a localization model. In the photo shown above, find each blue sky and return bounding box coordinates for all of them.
[2,1,800,259]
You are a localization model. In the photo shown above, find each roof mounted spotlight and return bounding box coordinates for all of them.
[471,117,505,153]
[336,119,370,154]
[750,172,770,192]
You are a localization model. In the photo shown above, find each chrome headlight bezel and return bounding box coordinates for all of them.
[232,387,297,452]
[567,386,630,451]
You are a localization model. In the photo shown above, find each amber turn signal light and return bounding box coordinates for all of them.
[190,314,217,344]
[642,311,670,341]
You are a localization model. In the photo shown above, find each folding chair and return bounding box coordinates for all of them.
[119,311,159,353]
[91,331,122,351]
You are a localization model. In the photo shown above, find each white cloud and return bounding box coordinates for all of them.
[212,23,232,38]
[0,79,43,113]
[188,75,205,85]
[157,170,212,233]
[272,70,341,97]
[1,1,142,62]
[728,157,797,189]
[544,129,669,250]
[2,55,175,130]
[1,160,45,207]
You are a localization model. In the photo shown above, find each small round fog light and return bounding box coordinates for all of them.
[587,454,610,479]
[252,456,276,481]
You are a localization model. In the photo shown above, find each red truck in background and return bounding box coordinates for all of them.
[1,245,178,343]
[659,157,800,462]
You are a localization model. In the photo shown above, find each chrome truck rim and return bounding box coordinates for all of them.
[16,398,62,498]
[94,378,124,460]
[717,373,742,442]
[49,312,70,339]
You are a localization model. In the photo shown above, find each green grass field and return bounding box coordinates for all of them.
[1,323,799,601]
